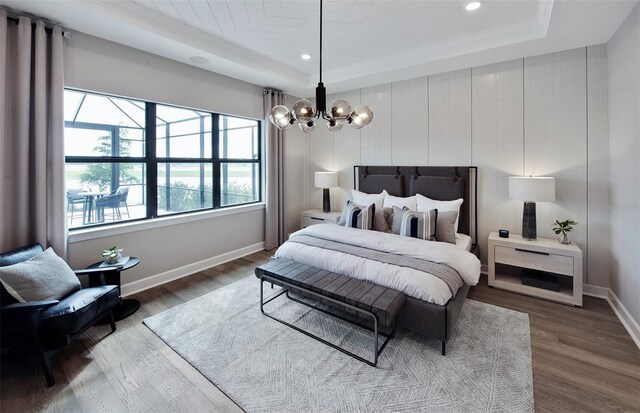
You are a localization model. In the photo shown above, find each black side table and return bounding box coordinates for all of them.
[87,257,141,321]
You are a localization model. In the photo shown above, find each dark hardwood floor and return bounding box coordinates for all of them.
[1,249,638,412]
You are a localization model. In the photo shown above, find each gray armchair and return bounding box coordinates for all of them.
[0,244,121,386]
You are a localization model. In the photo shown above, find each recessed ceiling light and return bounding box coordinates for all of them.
[465,1,482,11]
[190,56,209,65]
[300,54,312,60]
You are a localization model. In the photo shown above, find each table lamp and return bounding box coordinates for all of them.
[508,176,555,240]
[314,171,338,213]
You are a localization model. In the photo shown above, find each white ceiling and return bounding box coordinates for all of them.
[1,0,637,97]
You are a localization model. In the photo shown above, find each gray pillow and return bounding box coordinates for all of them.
[391,206,406,235]
[382,207,394,233]
[0,248,81,302]
[436,211,458,244]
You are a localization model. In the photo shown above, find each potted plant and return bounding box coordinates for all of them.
[552,219,577,244]
[101,246,123,264]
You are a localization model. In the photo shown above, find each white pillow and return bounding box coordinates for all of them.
[351,189,384,212]
[416,194,464,234]
[383,190,417,211]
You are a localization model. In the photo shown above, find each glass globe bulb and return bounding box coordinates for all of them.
[292,99,316,122]
[269,105,292,130]
[329,99,352,121]
[327,119,344,132]
[299,120,316,133]
[349,104,374,129]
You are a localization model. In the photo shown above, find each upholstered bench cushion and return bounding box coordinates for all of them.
[256,258,406,328]
[41,285,120,334]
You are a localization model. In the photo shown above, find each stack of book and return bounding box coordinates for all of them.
[99,256,131,269]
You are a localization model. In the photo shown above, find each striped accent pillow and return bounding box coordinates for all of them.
[338,201,375,230]
[399,208,437,241]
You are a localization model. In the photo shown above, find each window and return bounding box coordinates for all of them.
[64,90,261,229]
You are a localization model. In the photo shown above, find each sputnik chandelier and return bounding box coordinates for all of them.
[269,0,374,133]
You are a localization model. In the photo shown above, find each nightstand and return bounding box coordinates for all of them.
[300,209,341,228]
[488,232,583,306]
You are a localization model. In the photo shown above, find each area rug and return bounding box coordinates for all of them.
[144,276,533,412]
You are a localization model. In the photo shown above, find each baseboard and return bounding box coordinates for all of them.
[483,276,638,349]
[606,289,640,349]
[582,284,609,299]
[583,284,639,349]
[120,242,265,297]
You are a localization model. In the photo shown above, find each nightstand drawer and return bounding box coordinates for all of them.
[494,245,574,276]
[302,215,331,227]
[300,209,341,228]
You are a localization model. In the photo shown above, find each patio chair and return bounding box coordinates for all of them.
[116,186,130,219]
[96,188,128,222]
[66,188,86,224]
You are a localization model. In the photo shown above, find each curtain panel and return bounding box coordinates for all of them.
[0,10,67,256]
[263,89,286,250]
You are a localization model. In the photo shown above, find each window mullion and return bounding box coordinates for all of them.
[146,102,157,218]
[213,114,221,208]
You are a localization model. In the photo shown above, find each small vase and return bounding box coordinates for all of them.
[560,233,571,245]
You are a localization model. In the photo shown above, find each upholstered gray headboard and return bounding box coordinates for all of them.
[354,166,478,245]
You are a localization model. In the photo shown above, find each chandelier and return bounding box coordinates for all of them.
[269,0,374,133]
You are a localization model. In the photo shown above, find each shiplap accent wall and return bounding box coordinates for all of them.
[284,45,610,287]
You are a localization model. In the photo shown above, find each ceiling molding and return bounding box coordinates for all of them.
[1,0,637,97]
[91,0,309,84]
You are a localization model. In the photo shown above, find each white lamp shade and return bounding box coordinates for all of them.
[508,176,555,202]
[314,171,339,189]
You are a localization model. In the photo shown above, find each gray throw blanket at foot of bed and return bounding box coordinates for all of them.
[288,235,464,294]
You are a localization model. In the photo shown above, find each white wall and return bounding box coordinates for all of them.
[284,46,611,288]
[64,32,265,286]
[607,4,640,324]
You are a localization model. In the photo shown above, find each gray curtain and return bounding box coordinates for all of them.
[263,89,286,250]
[0,10,67,256]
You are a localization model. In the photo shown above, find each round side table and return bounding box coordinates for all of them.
[87,257,141,321]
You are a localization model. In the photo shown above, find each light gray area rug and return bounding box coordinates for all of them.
[144,276,533,413]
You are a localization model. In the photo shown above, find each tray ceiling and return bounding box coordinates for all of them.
[1,0,637,97]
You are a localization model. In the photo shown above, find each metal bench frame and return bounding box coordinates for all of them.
[259,274,396,367]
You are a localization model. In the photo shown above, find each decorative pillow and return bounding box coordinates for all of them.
[435,211,458,244]
[0,248,81,303]
[400,208,437,241]
[390,206,406,235]
[382,207,394,233]
[383,190,417,211]
[416,194,463,234]
[351,189,388,232]
[338,201,375,230]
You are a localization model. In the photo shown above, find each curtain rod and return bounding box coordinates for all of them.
[6,15,71,38]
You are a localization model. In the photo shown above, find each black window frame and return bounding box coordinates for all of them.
[64,88,262,229]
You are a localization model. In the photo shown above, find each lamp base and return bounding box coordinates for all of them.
[322,188,331,213]
[522,201,537,240]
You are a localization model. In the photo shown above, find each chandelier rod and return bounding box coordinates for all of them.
[319,0,323,84]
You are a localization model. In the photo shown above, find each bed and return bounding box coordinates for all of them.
[276,166,480,354]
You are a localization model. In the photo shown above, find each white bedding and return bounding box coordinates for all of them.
[456,233,473,251]
[275,224,481,306]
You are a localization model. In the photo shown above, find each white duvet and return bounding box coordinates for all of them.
[275,224,481,306]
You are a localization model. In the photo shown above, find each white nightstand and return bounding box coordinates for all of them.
[488,232,583,306]
[300,209,341,229]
